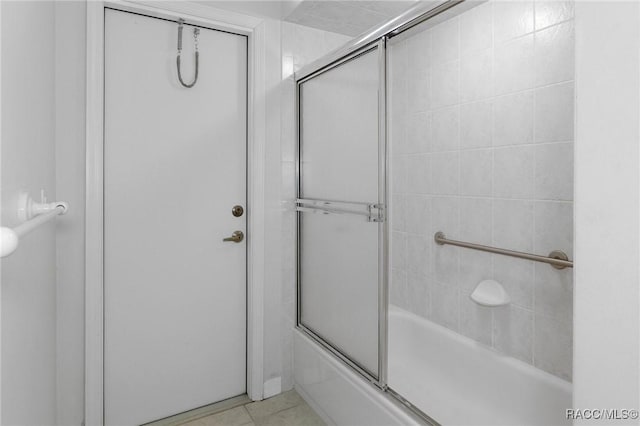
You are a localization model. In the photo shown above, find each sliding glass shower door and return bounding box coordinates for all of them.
[296,41,386,380]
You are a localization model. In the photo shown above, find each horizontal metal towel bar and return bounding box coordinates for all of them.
[296,205,373,218]
[434,231,573,270]
[296,198,384,222]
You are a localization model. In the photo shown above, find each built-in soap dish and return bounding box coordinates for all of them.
[470,280,510,307]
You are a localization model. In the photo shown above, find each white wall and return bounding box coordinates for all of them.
[55,2,86,425]
[573,2,640,423]
[262,17,286,398]
[0,1,57,424]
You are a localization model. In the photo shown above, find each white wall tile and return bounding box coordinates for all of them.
[390,42,409,135]
[461,48,494,102]
[535,264,573,323]
[494,305,534,363]
[390,268,408,308]
[430,282,459,331]
[535,142,574,200]
[408,29,431,74]
[407,154,431,194]
[391,194,406,232]
[388,0,574,381]
[459,295,493,346]
[492,256,534,309]
[434,245,459,288]
[493,91,534,146]
[494,34,534,95]
[392,155,408,193]
[433,199,459,285]
[391,113,407,155]
[460,1,493,54]
[406,111,431,154]
[460,100,493,149]
[431,17,459,65]
[458,250,492,294]
[431,106,459,152]
[408,67,431,113]
[493,145,535,199]
[535,82,574,142]
[535,1,574,30]
[405,194,431,236]
[431,196,460,237]
[408,234,431,277]
[460,149,493,197]
[392,231,407,270]
[534,200,573,257]
[459,197,493,245]
[493,199,534,252]
[431,151,460,195]
[402,112,422,154]
[534,314,572,380]
[431,60,460,109]
[390,39,408,72]
[493,1,534,42]
[407,272,430,317]
[535,21,574,87]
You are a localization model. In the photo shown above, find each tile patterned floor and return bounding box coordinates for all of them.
[179,390,326,426]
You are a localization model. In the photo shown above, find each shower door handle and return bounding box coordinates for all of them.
[223,230,244,243]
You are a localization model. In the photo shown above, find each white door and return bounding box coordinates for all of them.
[104,9,247,425]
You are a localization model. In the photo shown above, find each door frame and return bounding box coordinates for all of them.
[85,2,267,424]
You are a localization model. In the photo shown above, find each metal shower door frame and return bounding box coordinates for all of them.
[293,1,469,424]
[295,38,389,389]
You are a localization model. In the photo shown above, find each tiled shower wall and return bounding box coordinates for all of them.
[390,1,574,380]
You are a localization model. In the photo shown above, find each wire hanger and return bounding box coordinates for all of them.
[176,19,199,88]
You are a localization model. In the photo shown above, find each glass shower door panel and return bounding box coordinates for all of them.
[297,45,382,378]
[299,48,379,203]
[299,212,379,375]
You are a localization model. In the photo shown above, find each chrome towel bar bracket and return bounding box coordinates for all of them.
[1,192,69,258]
[434,231,573,270]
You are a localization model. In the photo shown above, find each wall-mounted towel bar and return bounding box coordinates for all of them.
[434,231,573,270]
[0,193,69,258]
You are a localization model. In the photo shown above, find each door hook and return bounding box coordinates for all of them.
[176,19,199,88]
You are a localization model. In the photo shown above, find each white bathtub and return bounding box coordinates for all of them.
[294,330,422,426]
[295,306,572,425]
[388,305,573,426]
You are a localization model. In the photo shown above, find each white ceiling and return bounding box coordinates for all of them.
[284,0,419,36]
[194,0,419,37]
[194,1,303,21]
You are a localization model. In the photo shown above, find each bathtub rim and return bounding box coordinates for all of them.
[294,327,436,426]
[297,304,573,426]
[295,324,441,425]
[388,305,573,393]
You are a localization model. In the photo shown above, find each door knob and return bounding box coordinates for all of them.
[223,230,244,243]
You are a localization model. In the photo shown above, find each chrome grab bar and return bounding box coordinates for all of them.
[434,231,573,270]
